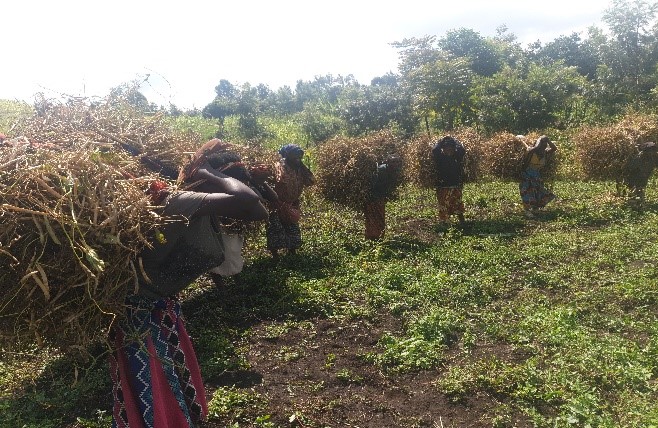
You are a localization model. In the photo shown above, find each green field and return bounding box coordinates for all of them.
[1,177,657,428]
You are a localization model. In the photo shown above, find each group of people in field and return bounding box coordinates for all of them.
[363,134,560,239]
[109,133,656,428]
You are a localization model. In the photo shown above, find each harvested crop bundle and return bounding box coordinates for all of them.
[452,127,485,182]
[478,132,529,181]
[574,113,658,181]
[0,96,208,353]
[403,134,436,188]
[315,130,403,209]
[0,143,168,352]
[13,94,200,179]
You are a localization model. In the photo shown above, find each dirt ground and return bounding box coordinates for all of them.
[201,315,531,428]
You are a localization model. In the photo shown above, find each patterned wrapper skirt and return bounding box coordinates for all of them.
[436,187,465,221]
[364,199,387,239]
[266,212,302,251]
[109,296,208,428]
[519,168,555,209]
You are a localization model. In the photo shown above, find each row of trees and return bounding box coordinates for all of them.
[185,0,658,143]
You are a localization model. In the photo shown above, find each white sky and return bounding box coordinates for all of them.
[2,0,610,110]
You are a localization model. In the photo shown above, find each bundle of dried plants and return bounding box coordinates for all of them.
[0,96,202,353]
[479,132,533,181]
[403,128,484,189]
[315,130,403,209]
[574,113,658,180]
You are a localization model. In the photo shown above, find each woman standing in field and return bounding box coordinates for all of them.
[110,139,268,428]
[364,154,403,240]
[432,135,466,226]
[267,144,315,258]
[519,135,557,219]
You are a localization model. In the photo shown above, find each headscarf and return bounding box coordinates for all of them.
[279,144,304,160]
[178,138,233,182]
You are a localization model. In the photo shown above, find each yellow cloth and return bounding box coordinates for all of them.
[528,153,546,170]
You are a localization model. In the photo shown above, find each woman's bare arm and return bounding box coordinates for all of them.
[191,163,268,221]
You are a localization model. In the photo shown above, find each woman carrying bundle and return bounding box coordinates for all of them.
[267,144,315,258]
[519,135,557,219]
[432,135,466,226]
[181,145,277,281]
[110,139,268,428]
[364,154,403,240]
[622,141,658,207]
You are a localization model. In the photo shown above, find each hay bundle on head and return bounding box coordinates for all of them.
[573,126,635,180]
[573,113,658,181]
[452,127,485,182]
[0,95,200,353]
[315,130,403,209]
[479,131,532,181]
[618,112,658,143]
[403,134,435,188]
[404,128,486,188]
[12,94,201,179]
[0,144,168,353]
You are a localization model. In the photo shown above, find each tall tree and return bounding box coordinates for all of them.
[393,36,474,132]
[601,0,658,104]
[472,62,587,133]
[203,79,238,124]
[439,28,503,77]
[407,55,474,131]
[337,73,415,136]
[529,32,600,79]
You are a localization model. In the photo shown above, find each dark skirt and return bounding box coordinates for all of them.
[109,296,207,428]
[364,199,387,240]
[266,212,302,251]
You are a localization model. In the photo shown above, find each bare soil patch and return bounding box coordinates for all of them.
[202,316,531,427]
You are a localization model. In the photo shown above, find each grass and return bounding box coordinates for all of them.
[1,178,658,427]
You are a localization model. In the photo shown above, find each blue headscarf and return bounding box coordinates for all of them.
[279,144,304,159]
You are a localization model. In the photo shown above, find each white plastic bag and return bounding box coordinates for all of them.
[210,233,244,277]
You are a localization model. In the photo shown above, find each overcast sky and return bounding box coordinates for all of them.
[2,0,611,110]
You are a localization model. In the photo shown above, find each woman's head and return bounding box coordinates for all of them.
[279,144,304,161]
[179,138,234,182]
[279,144,305,169]
[439,135,457,146]
[206,151,251,183]
[438,136,457,156]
